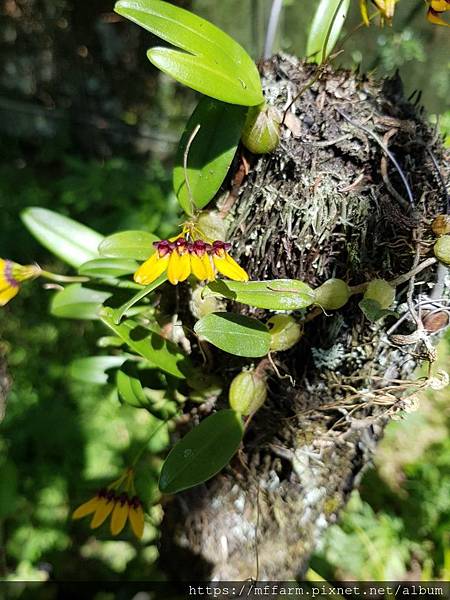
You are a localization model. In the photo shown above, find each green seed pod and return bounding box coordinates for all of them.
[228,369,267,416]
[364,279,396,309]
[434,235,450,265]
[267,314,303,352]
[241,103,281,154]
[314,278,351,310]
[190,286,225,319]
[431,215,450,237]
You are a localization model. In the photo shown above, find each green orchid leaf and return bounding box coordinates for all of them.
[70,356,127,385]
[194,312,270,357]
[50,284,112,320]
[116,367,180,419]
[173,97,246,214]
[306,0,350,64]
[100,307,190,378]
[114,0,263,106]
[206,279,315,311]
[116,368,149,407]
[98,230,159,261]
[159,409,243,494]
[21,207,104,268]
[78,258,139,278]
[112,273,167,324]
[359,299,399,322]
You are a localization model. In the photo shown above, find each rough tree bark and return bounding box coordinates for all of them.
[160,55,449,580]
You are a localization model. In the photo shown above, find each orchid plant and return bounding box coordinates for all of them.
[2,0,448,541]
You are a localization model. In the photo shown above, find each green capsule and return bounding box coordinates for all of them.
[241,103,281,154]
[364,279,396,309]
[434,235,450,265]
[267,314,303,352]
[313,278,351,310]
[228,369,267,416]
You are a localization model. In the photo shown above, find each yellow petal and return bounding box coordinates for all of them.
[427,7,450,24]
[167,251,190,285]
[190,253,207,281]
[110,500,129,535]
[202,254,216,282]
[430,0,449,11]
[90,497,114,529]
[72,496,100,520]
[129,505,145,539]
[0,284,19,306]
[374,0,395,19]
[134,253,169,285]
[359,0,370,25]
[213,254,249,282]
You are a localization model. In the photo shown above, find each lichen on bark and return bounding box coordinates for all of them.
[160,54,449,581]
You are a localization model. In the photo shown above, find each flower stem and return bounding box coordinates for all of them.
[40,270,89,283]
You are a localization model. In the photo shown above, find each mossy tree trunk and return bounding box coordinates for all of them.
[159,55,449,581]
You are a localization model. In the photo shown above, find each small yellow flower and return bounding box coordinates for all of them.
[134,238,248,286]
[359,0,397,25]
[0,259,41,306]
[72,470,145,539]
[426,0,450,25]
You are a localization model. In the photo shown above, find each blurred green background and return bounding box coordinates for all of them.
[0,0,449,584]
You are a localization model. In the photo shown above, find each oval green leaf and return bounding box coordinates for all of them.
[100,307,191,378]
[194,312,270,357]
[98,230,159,261]
[159,409,243,494]
[116,368,148,407]
[206,279,315,311]
[173,98,246,214]
[78,258,138,278]
[306,0,350,64]
[148,47,262,107]
[51,284,112,320]
[115,0,263,105]
[21,207,104,268]
[70,356,127,385]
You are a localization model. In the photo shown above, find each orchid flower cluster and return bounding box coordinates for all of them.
[359,0,449,26]
[134,224,248,286]
[72,469,145,539]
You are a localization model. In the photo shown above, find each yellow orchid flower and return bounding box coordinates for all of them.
[359,0,397,25]
[134,238,248,286]
[427,0,450,25]
[72,469,145,539]
[0,259,41,306]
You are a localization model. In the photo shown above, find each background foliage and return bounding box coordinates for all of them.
[0,0,449,584]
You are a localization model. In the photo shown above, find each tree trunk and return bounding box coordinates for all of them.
[160,54,449,581]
